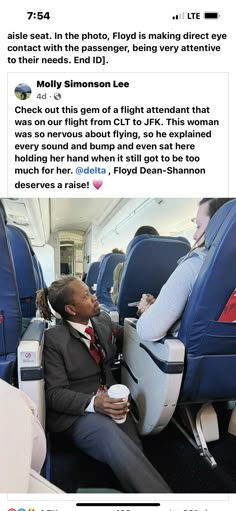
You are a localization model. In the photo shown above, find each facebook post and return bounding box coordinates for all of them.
[1,1,236,510]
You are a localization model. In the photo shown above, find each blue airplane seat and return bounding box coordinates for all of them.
[85,261,100,294]
[6,224,40,318]
[118,235,191,323]
[33,255,46,289]
[178,198,236,402]
[122,199,236,465]
[0,207,22,383]
[7,224,45,288]
[125,233,159,255]
[96,253,125,307]
[126,233,190,256]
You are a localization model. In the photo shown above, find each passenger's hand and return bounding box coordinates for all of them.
[137,293,155,316]
[94,393,130,420]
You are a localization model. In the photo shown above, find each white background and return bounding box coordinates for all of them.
[1,0,236,508]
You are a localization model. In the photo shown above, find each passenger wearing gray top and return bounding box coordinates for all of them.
[136,198,233,341]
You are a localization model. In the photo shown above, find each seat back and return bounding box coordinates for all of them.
[33,254,46,288]
[178,199,236,402]
[118,235,191,323]
[85,261,100,293]
[0,207,22,383]
[6,224,40,317]
[16,225,46,287]
[0,379,63,493]
[96,253,125,306]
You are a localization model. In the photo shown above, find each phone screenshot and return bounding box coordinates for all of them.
[0,1,236,510]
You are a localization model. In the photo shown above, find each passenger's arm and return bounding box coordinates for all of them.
[136,256,203,341]
[44,341,93,416]
[137,293,155,315]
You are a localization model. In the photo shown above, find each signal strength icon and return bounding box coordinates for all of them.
[172,12,185,20]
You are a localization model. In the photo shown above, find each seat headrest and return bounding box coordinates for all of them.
[205,199,236,249]
[8,225,35,256]
[126,234,190,258]
[126,235,160,257]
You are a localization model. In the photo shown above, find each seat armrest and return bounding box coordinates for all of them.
[122,318,185,435]
[18,319,46,428]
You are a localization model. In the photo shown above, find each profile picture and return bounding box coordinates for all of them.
[14,83,32,100]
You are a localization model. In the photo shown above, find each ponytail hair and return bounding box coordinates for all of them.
[36,287,53,320]
[36,276,77,320]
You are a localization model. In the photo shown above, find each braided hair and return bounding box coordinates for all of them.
[36,276,77,320]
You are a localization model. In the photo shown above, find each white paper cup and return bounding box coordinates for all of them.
[108,384,130,424]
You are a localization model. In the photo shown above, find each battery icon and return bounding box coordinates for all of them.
[204,12,219,19]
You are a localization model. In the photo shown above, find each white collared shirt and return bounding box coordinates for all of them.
[67,319,93,349]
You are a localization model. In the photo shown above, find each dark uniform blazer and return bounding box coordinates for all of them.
[44,312,122,432]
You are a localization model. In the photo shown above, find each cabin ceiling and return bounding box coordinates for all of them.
[49,198,126,232]
[2,198,127,245]
[2,197,200,247]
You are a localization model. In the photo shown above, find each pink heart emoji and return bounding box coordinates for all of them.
[93,180,103,190]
